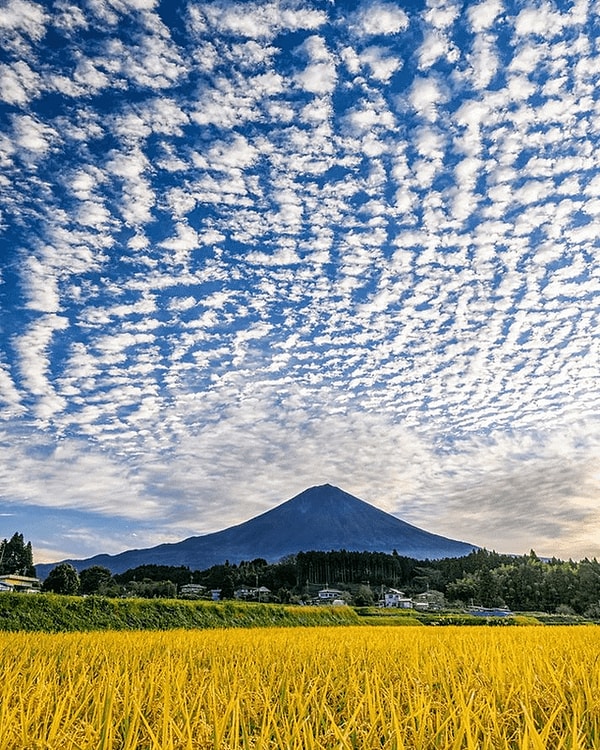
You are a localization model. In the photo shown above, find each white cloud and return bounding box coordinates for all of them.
[228,40,278,69]
[159,222,200,257]
[100,19,186,90]
[466,33,500,88]
[200,1,326,40]
[423,0,460,28]
[295,34,337,93]
[468,0,504,31]
[106,0,159,11]
[21,255,61,313]
[514,3,568,37]
[52,1,88,31]
[75,200,112,229]
[0,0,48,40]
[106,148,155,225]
[409,76,446,120]
[72,58,111,93]
[359,46,401,82]
[296,62,337,94]
[346,98,396,134]
[0,435,160,520]
[13,115,58,155]
[351,1,409,37]
[14,314,69,420]
[0,61,42,105]
[191,67,288,128]
[0,364,26,416]
[301,34,331,63]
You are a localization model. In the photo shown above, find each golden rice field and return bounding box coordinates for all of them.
[2,625,600,749]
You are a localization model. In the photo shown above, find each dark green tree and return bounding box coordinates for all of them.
[0,533,36,576]
[542,561,577,612]
[476,567,503,607]
[495,556,545,611]
[113,565,193,587]
[42,563,80,595]
[573,559,600,614]
[220,573,235,600]
[353,584,375,606]
[79,566,114,595]
[125,579,177,598]
[446,575,478,605]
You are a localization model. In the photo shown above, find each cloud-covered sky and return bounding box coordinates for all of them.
[2,0,600,565]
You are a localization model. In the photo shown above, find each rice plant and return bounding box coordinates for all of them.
[1,626,599,749]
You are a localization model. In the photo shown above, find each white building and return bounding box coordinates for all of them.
[383,588,413,608]
[317,588,343,602]
[180,583,205,598]
[234,586,271,601]
[0,574,41,593]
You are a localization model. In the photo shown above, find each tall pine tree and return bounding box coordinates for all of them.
[0,533,36,576]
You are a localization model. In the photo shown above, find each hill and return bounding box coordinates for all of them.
[36,484,477,576]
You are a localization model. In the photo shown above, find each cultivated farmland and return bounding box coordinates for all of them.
[2,625,599,749]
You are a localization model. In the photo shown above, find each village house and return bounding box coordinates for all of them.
[413,600,430,610]
[316,587,346,605]
[179,583,205,598]
[0,574,41,593]
[234,585,271,601]
[383,588,413,608]
[235,586,254,599]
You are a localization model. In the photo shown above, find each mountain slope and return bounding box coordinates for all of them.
[36,484,477,576]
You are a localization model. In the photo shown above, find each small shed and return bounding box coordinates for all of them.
[256,586,270,601]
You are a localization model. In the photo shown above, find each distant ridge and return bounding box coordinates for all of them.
[36,484,477,576]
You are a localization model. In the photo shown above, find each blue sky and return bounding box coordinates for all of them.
[1,0,600,565]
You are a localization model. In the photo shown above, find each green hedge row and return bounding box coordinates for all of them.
[0,593,361,632]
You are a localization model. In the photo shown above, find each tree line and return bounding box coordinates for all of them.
[4,532,600,615]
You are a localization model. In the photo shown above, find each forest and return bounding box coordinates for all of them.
[28,543,600,617]
[3,532,600,615]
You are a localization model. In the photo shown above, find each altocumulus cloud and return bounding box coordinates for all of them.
[1,0,600,563]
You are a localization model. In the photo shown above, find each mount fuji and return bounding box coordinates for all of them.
[36,484,477,576]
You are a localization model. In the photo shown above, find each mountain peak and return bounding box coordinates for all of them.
[302,483,340,493]
[292,483,354,499]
